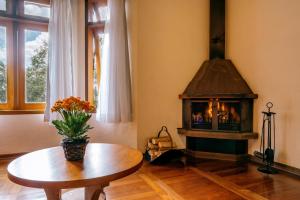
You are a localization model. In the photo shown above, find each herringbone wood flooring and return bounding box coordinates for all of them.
[1,158,300,200]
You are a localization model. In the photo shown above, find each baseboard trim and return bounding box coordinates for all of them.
[248,154,300,178]
[0,152,28,160]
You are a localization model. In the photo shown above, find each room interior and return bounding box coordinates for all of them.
[1,0,300,199]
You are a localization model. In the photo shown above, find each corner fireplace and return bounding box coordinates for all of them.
[178,0,258,161]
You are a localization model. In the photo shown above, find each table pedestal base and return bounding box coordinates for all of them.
[44,188,62,200]
[85,185,106,200]
[44,184,108,200]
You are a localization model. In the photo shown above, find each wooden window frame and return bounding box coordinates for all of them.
[0,0,49,114]
[86,0,106,105]
[0,20,14,110]
[18,23,48,110]
[19,0,50,22]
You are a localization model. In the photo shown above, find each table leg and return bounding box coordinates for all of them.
[44,188,62,200]
[85,184,108,200]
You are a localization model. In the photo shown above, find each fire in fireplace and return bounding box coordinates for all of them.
[187,96,253,133]
[191,99,242,131]
[191,101,212,129]
[217,100,241,131]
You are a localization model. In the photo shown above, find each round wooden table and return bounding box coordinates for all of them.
[7,143,143,200]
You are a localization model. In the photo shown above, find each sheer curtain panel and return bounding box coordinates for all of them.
[44,0,74,121]
[97,0,132,123]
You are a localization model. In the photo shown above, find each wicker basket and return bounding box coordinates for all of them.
[61,140,88,161]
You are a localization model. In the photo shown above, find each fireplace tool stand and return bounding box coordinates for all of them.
[255,102,278,174]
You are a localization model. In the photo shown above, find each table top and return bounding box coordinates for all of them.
[7,143,143,189]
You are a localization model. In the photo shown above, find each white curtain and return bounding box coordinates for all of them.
[44,0,74,121]
[71,0,86,98]
[97,0,132,122]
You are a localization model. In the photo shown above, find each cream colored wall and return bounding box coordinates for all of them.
[0,115,59,154]
[136,0,300,168]
[0,115,137,154]
[227,0,300,168]
[136,0,209,150]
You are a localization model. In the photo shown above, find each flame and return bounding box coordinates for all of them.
[221,103,225,111]
[208,101,213,118]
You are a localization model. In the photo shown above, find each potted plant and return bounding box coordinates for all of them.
[51,96,95,161]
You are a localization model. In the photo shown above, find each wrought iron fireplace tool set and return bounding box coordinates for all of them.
[254,102,278,174]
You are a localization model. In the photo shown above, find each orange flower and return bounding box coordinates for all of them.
[51,96,95,113]
[62,102,71,111]
[89,105,96,112]
[51,99,63,112]
[82,101,89,110]
[67,96,81,104]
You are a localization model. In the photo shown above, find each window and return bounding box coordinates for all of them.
[0,25,7,103]
[0,21,13,110]
[92,33,104,107]
[24,27,48,104]
[87,0,107,107]
[0,0,50,112]
[24,1,50,18]
[0,0,6,11]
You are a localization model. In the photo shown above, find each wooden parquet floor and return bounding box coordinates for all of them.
[1,158,300,200]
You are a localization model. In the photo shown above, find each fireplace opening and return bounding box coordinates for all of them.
[191,101,212,129]
[217,101,241,131]
[190,99,242,132]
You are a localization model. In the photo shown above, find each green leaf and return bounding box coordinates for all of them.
[52,111,93,141]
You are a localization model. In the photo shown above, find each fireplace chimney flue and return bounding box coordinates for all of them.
[210,0,225,59]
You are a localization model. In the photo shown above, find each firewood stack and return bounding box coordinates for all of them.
[146,126,175,162]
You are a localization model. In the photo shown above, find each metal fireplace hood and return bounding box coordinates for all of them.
[181,0,257,99]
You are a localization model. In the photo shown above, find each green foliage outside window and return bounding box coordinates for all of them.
[0,60,6,103]
[26,40,48,103]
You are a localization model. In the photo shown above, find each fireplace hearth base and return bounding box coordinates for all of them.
[186,137,248,161]
[178,129,258,161]
[186,150,248,162]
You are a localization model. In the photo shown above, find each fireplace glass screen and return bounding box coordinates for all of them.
[191,101,212,129]
[218,101,241,131]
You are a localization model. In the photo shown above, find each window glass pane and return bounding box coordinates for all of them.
[0,0,6,11]
[93,34,105,107]
[25,29,48,103]
[93,60,98,107]
[90,6,108,23]
[0,26,7,103]
[98,7,108,21]
[24,1,50,18]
